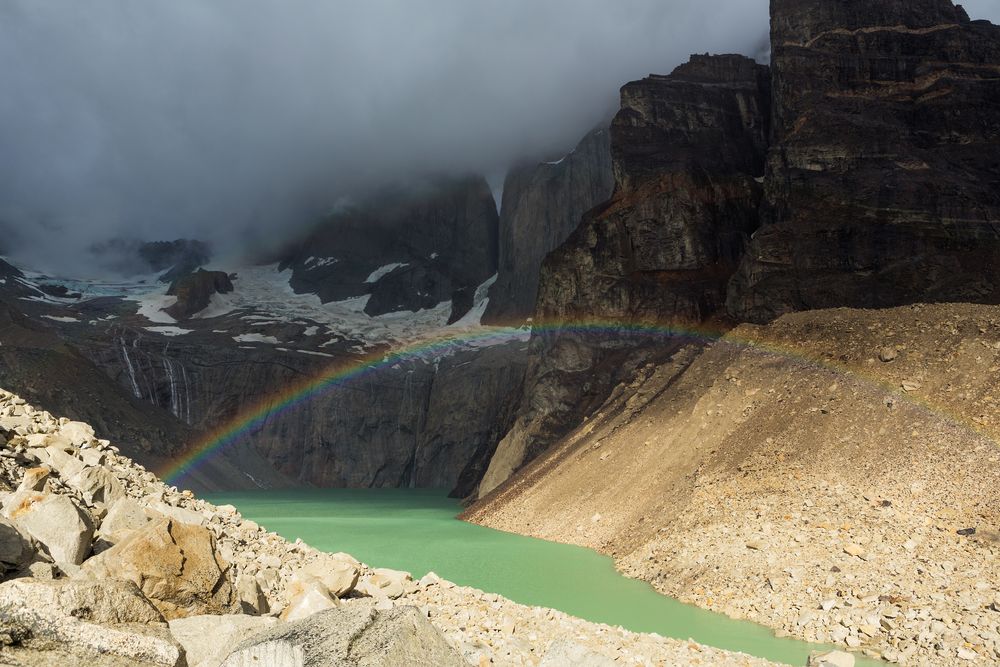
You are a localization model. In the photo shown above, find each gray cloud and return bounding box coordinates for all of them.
[1,1,996,275]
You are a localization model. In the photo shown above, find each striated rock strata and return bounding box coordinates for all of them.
[728,0,1000,321]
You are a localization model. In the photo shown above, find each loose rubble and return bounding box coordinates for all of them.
[0,388,782,666]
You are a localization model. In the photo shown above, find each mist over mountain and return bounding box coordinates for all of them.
[0,0,781,274]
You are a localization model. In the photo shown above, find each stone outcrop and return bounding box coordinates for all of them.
[0,578,184,666]
[81,517,237,619]
[220,606,466,667]
[282,175,499,322]
[483,127,614,324]
[728,0,1000,321]
[479,54,770,496]
[164,269,234,320]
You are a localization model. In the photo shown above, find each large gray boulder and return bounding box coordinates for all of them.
[3,490,94,565]
[168,614,281,667]
[0,578,183,666]
[0,517,32,570]
[220,605,464,667]
[67,465,126,508]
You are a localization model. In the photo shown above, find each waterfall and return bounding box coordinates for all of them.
[119,337,142,399]
[181,364,192,424]
[163,355,180,419]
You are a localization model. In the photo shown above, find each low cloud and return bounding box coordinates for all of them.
[1,1,995,274]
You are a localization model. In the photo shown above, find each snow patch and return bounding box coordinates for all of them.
[145,326,193,337]
[132,291,178,324]
[233,333,281,345]
[42,315,79,323]
[364,263,408,283]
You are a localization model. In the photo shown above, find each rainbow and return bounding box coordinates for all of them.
[161,319,996,486]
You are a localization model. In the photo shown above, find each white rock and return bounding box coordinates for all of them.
[169,614,281,667]
[59,420,96,447]
[808,650,855,667]
[5,491,93,564]
[281,578,339,622]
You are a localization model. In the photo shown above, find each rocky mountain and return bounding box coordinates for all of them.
[483,127,614,325]
[281,176,499,323]
[729,0,1000,321]
[0,166,534,496]
[479,54,771,496]
[478,0,1000,497]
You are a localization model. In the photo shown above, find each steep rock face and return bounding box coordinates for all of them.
[80,327,527,492]
[164,269,234,320]
[728,0,1000,322]
[283,176,499,323]
[479,55,770,496]
[483,128,614,324]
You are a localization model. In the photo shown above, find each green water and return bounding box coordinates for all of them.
[208,489,882,667]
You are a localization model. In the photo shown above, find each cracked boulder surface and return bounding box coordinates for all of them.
[81,517,238,619]
[219,604,466,667]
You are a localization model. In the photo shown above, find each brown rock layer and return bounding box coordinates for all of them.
[728,0,1000,321]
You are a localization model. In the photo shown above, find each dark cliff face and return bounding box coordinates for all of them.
[283,176,499,323]
[728,0,1000,321]
[478,54,771,497]
[164,269,234,320]
[482,127,614,325]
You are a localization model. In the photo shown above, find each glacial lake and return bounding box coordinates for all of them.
[207,489,882,667]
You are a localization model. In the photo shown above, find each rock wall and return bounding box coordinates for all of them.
[479,54,771,496]
[481,0,1000,497]
[282,175,499,323]
[728,0,1000,321]
[483,127,614,324]
[79,329,527,494]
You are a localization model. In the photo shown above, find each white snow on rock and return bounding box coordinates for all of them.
[233,333,281,345]
[364,263,408,284]
[42,315,79,323]
[304,256,338,268]
[145,326,193,337]
[132,292,178,324]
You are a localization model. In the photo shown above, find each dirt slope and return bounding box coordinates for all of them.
[465,303,1000,665]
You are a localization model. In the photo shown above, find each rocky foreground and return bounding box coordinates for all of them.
[0,388,796,666]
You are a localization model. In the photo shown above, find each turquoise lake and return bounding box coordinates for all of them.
[207,489,882,667]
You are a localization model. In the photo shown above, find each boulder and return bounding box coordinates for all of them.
[81,517,236,619]
[221,605,465,667]
[235,572,269,615]
[35,445,86,479]
[0,578,164,624]
[808,650,856,667]
[540,641,616,666]
[0,578,182,666]
[4,491,94,565]
[281,575,340,622]
[16,466,49,492]
[292,553,360,598]
[356,568,411,600]
[168,614,281,667]
[67,466,126,508]
[98,496,152,543]
[60,420,96,447]
[0,517,32,569]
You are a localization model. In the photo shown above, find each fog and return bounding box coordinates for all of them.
[1,1,997,274]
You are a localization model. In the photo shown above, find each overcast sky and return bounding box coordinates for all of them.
[1,1,998,274]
